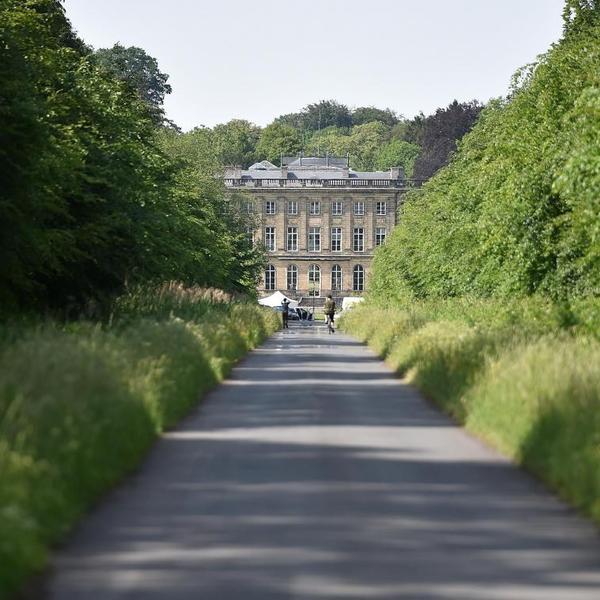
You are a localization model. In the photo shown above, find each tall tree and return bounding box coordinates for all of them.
[404,100,483,181]
[375,139,420,176]
[352,106,399,127]
[94,44,172,124]
[275,99,352,132]
[212,119,261,167]
[255,123,302,164]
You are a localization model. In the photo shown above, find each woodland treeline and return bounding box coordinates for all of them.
[0,0,262,313]
[207,99,482,179]
[369,0,600,306]
[0,0,483,315]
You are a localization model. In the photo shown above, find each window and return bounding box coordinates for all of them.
[376,201,387,215]
[265,200,276,215]
[265,226,276,251]
[353,227,364,252]
[331,265,342,291]
[265,264,276,290]
[288,200,298,215]
[246,227,254,246]
[308,264,321,296]
[287,265,298,291]
[353,265,364,292]
[287,227,298,252]
[331,227,342,252]
[376,227,386,246]
[309,200,320,215]
[354,201,365,216]
[308,227,321,252]
[332,201,343,216]
[246,200,254,214]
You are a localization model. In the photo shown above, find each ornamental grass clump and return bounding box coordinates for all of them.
[465,335,600,521]
[340,300,600,525]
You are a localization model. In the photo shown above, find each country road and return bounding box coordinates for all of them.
[45,324,600,599]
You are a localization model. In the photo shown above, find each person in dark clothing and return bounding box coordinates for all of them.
[323,294,336,333]
[281,298,290,329]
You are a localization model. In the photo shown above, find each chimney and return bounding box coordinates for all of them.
[229,166,242,179]
[281,165,288,179]
[390,166,405,180]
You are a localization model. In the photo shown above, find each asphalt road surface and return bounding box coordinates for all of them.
[44,323,600,599]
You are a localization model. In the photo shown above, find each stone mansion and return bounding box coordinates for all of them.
[224,155,411,302]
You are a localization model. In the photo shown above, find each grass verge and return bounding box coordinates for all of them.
[0,283,279,598]
[339,297,600,525]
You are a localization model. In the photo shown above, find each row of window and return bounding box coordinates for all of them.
[264,264,365,293]
[250,200,388,216]
[260,226,386,252]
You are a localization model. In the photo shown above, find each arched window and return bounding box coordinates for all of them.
[265,264,276,290]
[353,265,364,292]
[331,265,342,292]
[287,265,298,291]
[308,264,321,297]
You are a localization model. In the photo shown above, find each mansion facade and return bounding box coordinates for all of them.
[224,156,411,302]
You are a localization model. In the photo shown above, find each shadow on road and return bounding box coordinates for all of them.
[44,327,600,600]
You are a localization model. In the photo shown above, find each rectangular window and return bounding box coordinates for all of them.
[288,200,298,215]
[265,266,276,290]
[353,227,364,252]
[308,227,321,252]
[309,200,320,215]
[331,227,342,252]
[246,227,255,246]
[376,201,387,215]
[265,200,276,215]
[354,201,365,216]
[265,226,276,251]
[331,266,342,291]
[353,266,364,291]
[246,200,254,214]
[376,227,386,246]
[286,227,298,252]
[287,266,298,291]
[331,201,343,216]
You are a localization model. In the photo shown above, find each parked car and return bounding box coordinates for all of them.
[272,306,300,320]
[272,306,312,321]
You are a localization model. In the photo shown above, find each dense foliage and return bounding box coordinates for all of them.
[93,43,172,124]
[0,0,263,314]
[211,98,480,177]
[401,100,483,180]
[370,0,600,304]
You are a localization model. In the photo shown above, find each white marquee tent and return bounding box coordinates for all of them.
[258,291,299,309]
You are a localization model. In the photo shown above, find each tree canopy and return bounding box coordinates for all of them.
[94,44,172,124]
[0,0,263,312]
[255,123,302,165]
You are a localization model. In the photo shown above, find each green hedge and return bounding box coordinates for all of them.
[340,299,600,524]
[0,285,279,597]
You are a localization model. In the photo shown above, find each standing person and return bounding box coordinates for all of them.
[323,294,336,334]
[281,298,290,329]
